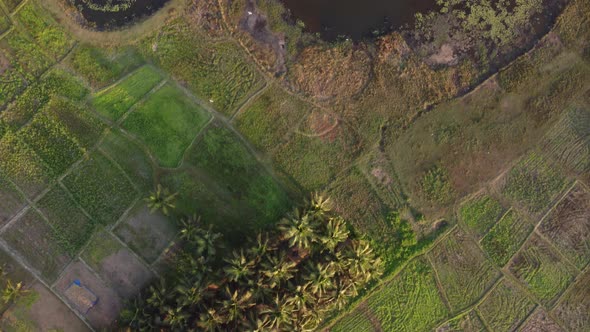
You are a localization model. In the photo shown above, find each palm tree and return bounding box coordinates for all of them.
[321,217,349,252]
[219,286,254,327]
[248,233,271,263]
[286,284,315,315]
[262,295,295,331]
[305,262,335,300]
[346,240,383,283]
[179,215,201,243]
[1,280,27,304]
[309,193,332,214]
[262,252,296,289]
[224,250,254,283]
[197,309,224,332]
[146,184,178,216]
[280,213,317,250]
[163,306,189,330]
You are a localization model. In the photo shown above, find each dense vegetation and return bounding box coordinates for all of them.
[120,194,383,331]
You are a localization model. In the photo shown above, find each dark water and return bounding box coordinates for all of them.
[280,0,438,40]
[72,0,169,30]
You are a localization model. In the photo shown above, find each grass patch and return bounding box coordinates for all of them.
[62,151,138,225]
[14,1,73,59]
[459,193,505,238]
[508,234,577,306]
[420,164,455,204]
[81,230,124,269]
[2,209,71,282]
[186,123,290,227]
[92,65,163,121]
[477,279,536,332]
[19,111,84,176]
[501,152,568,214]
[436,310,486,331]
[480,209,534,267]
[122,82,210,167]
[37,185,95,255]
[366,258,449,331]
[99,129,154,191]
[428,228,500,312]
[68,44,144,88]
[0,12,10,34]
[1,0,22,12]
[235,84,312,152]
[140,21,263,115]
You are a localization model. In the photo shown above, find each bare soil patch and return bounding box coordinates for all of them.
[1,282,90,331]
[520,308,564,332]
[54,260,122,330]
[538,183,590,269]
[115,205,177,263]
[552,268,590,331]
[97,248,154,299]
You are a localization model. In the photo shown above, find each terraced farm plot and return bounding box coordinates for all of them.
[459,193,505,238]
[62,151,138,225]
[2,209,71,282]
[519,308,564,332]
[330,306,377,332]
[142,21,264,115]
[0,29,51,78]
[99,129,154,191]
[436,310,486,332]
[36,185,95,255]
[538,183,590,269]
[0,50,27,109]
[0,131,51,197]
[552,268,590,331]
[68,45,145,88]
[81,231,153,299]
[92,65,163,121]
[14,1,73,59]
[508,234,577,306]
[1,0,23,13]
[365,258,449,331]
[0,176,25,226]
[235,84,313,152]
[500,152,568,215]
[477,279,536,332]
[114,205,177,263]
[20,112,84,176]
[122,82,211,167]
[428,228,500,312]
[542,106,590,174]
[0,12,10,34]
[481,209,534,267]
[2,68,89,128]
[0,248,35,313]
[43,97,105,148]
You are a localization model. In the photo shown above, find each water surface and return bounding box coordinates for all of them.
[72,0,169,30]
[279,0,438,40]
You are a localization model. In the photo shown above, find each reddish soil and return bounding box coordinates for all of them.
[538,184,590,269]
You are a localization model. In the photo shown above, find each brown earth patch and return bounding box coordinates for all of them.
[186,0,225,38]
[552,268,590,331]
[96,248,154,299]
[0,52,10,75]
[289,45,371,101]
[54,260,122,330]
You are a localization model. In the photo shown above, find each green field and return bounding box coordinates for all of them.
[480,209,534,267]
[508,234,577,306]
[92,65,163,121]
[62,151,138,225]
[122,82,211,167]
[366,258,449,331]
[331,307,376,332]
[459,193,505,238]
